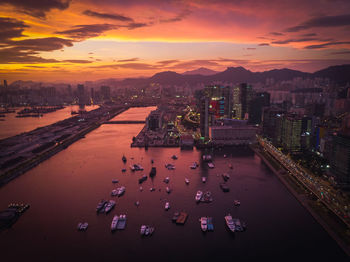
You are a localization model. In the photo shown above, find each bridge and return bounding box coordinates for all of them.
[104,120,146,124]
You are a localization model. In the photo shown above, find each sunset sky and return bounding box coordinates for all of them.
[1,0,350,82]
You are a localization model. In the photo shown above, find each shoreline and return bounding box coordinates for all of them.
[251,145,350,257]
[0,106,128,187]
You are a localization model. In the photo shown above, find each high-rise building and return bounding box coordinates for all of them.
[199,96,210,139]
[146,109,163,131]
[330,134,350,187]
[240,83,253,119]
[100,86,111,100]
[4,80,7,89]
[232,86,242,119]
[262,107,285,146]
[77,84,85,105]
[249,92,270,125]
[281,114,302,152]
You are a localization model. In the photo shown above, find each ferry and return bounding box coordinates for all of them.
[111,215,119,231]
[225,214,235,233]
[104,200,116,213]
[163,177,170,183]
[77,222,88,231]
[202,177,206,183]
[96,200,107,212]
[139,175,147,184]
[149,167,157,177]
[195,190,203,202]
[165,202,170,210]
[200,217,208,231]
[117,214,127,229]
[208,162,215,169]
[185,178,190,184]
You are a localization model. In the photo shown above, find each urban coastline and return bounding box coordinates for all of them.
[1,70,350,259]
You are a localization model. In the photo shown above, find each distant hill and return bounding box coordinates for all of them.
[8,64,350,88]
[183,67,218,76]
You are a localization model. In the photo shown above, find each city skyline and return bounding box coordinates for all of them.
[2,0,350,82]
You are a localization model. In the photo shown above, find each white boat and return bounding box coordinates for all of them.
[224,154,227,158]
[165,163,175,170]
[130,164,144,171]
[195,190,203,202]
[208,162,215,169]
[234,200,241,206]
[185,178,190,184]
[111,215,119,231]
[225,214,235,233]
[140,225,146,235]
[202,177,206,183]
[163,177,170,183]
[166,187,171,193]
[111,189,118,196]
[150,187,155,192]
[200,217,207,232]
[77,222,88,231]
[165,202,170,210]
[190,162,198,169]
[105,200,116,213]
[117,186,126,197]
[117,214,127,229]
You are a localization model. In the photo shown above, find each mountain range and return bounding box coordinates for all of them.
[9,64,350,88]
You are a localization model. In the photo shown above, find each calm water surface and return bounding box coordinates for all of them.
[0,105,99,140]
[0,107,347,261]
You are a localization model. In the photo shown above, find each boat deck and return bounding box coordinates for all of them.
[176,212,188,224]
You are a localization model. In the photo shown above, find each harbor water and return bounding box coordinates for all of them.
[0,105,99,140]
[0,107,347,261]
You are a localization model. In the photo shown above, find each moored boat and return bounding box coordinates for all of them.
[139,174,147,184]
[195,190,203,202]
[111,215,119,231]
[200,217,207,232]
[96,200,107,212]
[77,222,88,231]
[122,155,127,163]
[104,200,116,213]
[165,202,170,210]
[185,178,190,184]
[225,214,235,232]
[149,167,157,177]
[207,217,214,231]
[117,214,127,229]
[163,177,170,183]
[208,162,215,169]
[202,177,206,183]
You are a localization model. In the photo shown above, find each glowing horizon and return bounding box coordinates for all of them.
[1,0,350,82]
